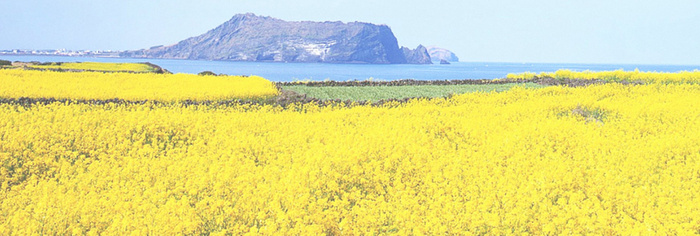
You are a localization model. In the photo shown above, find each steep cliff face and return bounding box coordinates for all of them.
[426,46,459,62]
[121,13,423,64]
[401,45,432,64]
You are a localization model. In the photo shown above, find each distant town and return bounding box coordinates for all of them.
[0,49,120,57]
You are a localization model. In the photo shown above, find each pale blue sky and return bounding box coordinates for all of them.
[2,0,699,65]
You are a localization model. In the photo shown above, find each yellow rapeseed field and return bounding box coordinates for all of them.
[0,69,278,102]
[507,69,700,83]
[28,62,156,72]
[1,83,699,234]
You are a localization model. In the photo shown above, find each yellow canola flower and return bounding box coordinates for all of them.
[0,69,278,102]
[28,62,156,72]
[507,69,700,83]
[0,83,699,234]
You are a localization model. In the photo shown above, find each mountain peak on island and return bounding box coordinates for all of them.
[227,13,274,23]
[233,12,257,18]
[121,14,431,64]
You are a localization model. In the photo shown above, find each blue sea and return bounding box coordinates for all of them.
[2,55,699,82]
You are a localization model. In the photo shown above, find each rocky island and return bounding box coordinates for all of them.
[121,13,432,64]
[426,46,459,62]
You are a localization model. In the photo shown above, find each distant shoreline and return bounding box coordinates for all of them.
[4,53,700,67]
[0,49,120,58]
[3,55,699,82]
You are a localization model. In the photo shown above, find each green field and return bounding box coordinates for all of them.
[281,82,544,101]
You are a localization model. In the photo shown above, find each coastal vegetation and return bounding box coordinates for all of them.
[198,71,219,76]
[1,67,699,234]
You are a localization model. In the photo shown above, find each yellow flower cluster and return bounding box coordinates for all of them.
[1,83,699,234]
[28,62,156,72]
[0,70,278,102]
[507,69,700,83]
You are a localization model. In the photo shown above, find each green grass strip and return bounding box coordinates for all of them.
[281,82,544,101]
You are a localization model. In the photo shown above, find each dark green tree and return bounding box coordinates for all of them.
[198,71,217,76]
